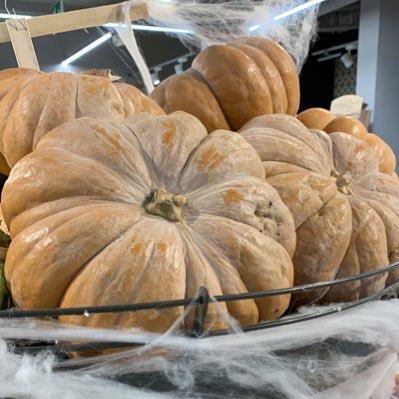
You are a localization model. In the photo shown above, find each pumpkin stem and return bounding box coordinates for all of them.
[143,188,187,222]
[80,69,121,82]
[331,170,353,195]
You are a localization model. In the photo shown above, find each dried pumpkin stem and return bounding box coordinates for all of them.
[79,69,121,81]
[331,170,353,195]
[143,188,187,222]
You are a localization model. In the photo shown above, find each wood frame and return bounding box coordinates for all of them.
[0,2,149,44]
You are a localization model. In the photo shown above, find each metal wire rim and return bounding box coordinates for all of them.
[1,260,398,319]
[11,281,399,357]
[5,261,399,357]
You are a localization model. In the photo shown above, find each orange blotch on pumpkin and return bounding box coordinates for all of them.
[157,241,168,253]
[162,120,176,150]
[94,126,126,154]
[131,242,143,255]
[197,145,225,171]
[222,189,243,205]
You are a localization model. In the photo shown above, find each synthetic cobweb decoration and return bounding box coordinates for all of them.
[146,0,320,69]
[1,300,399,398]
[116,0,320,93]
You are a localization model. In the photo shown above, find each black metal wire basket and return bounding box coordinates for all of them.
[3,261,399,356]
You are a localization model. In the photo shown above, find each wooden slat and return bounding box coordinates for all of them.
[0,2,148,44]
[6,19,40,69]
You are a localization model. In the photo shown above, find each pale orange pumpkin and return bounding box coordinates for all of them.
[0,68,164,174]
[151,37,299,132]
[298,110,397,176]
[296,108,336,131]
[240,114,399,306]
[2,112,295,332]
[324,116,397,175]
[324,116,369,140]
[364,133,396,175]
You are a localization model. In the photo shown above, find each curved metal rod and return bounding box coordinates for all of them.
[15,282,399,356]
[1,261,398,319]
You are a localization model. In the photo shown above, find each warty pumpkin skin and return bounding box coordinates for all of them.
[2,111,295,332]
[151,37,299,132]
[0,68,165,174]
[240,114,399,306]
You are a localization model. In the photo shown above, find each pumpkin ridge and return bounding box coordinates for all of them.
[241,127,327,174]
[124,124,173,188]
[37,118,153,193]
[240,117,331,173]
[58,213,145,307]
[1,75,38,162]
[228,42,285,114]
[192,45,273,130]
[9,198,134,238]
[186,68,232,129]
[352,199,387,296]
[267,172,338,231]
[233,38,299,115]
[226,43,273,114]
[0,70,36,102]
[188,213,293,320]
[294,192,343,232]
[40,146,149,204]
[112,221,183,321]
[176,130,217,189]
[5,203,143,308]
[60,218,187,331]
[183,226,259,325]
[32,74,79,151]
[178,228,228,330]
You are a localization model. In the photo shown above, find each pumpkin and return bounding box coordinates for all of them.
[240,114,399,306]
[364,133,396,175]
[324,116,368,140]
[2,112,295,332]
[0,68,165,174]
[298,110,397,175]
[151,37,299,132]
[324,116,397,175]
[296,108,336,131]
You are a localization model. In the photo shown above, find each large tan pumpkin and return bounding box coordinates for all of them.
[151,37,300,132]
[240,114,399,306]
[0,68,165,174]
[2,112,295,332]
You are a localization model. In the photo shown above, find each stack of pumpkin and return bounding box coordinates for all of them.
[0,36,398,335]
